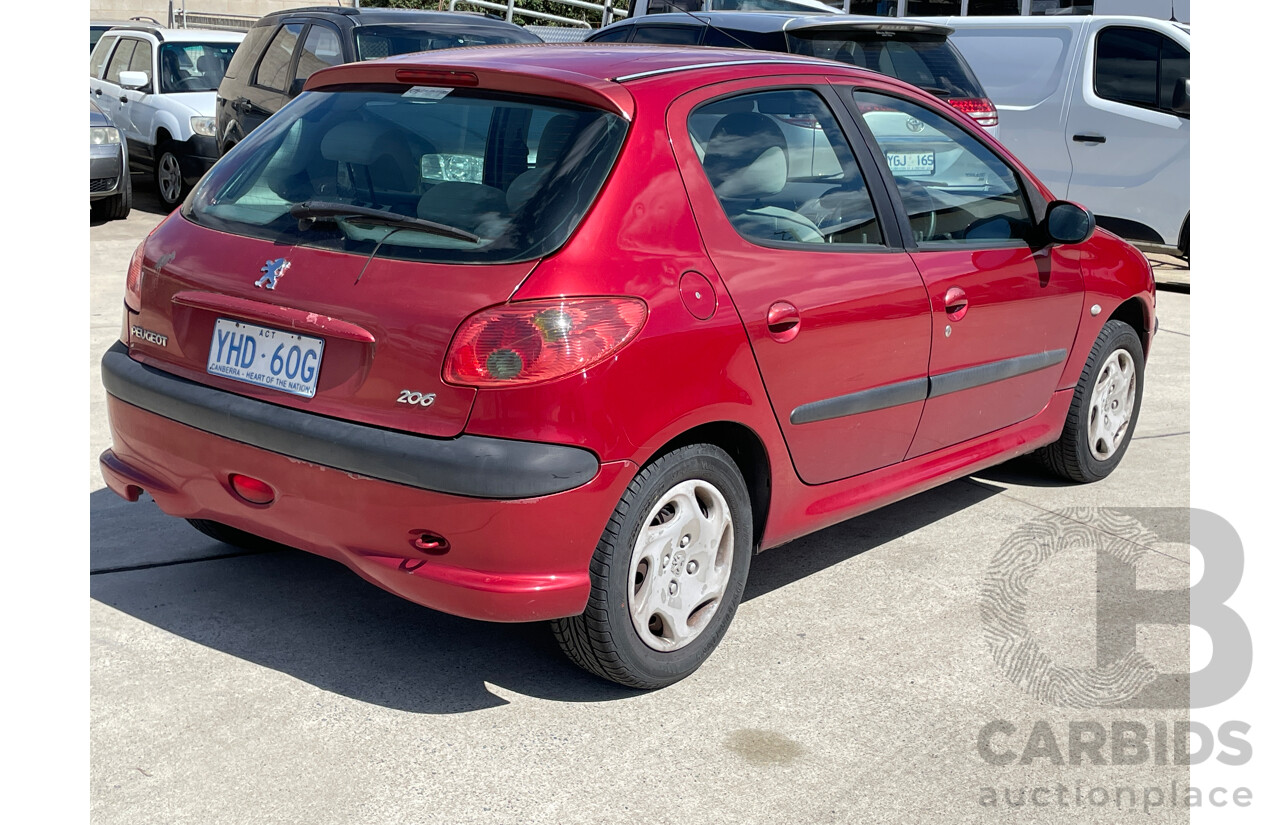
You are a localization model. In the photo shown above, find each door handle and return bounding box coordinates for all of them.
[93,88,102,96]
[943,287,969,322]
[766,301,801,342]
[1072,134,1107,144]
[119,96,128,103]
[233,96,249,112]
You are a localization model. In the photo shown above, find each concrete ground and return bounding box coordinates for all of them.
[90,183,1192,824]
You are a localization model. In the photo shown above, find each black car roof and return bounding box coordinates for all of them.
[600,12,952,36]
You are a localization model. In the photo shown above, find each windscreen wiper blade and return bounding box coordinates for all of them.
[290,201,479,243]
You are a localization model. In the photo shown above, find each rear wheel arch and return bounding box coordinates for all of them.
[636,421,771,552]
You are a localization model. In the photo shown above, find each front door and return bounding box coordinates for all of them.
[670,80,933,485]
[843,86,1084,457]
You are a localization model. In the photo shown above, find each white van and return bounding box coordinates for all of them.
[928,15,1190,257]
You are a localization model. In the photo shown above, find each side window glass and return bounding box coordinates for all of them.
[91,35,117,77]
[1157,36,1189,114]
[1095,27,1160,109]
[104,39,136,85]
[128,40,153,84]
[589,26,632,44]
[853,91,1034,246]
[294,25,343,92]
[630,25,702,46]
[254,23,304,92]
[690,88,884,247]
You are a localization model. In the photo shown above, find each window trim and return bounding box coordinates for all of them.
[103,37,140,86]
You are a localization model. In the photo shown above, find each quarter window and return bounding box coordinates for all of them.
[629,25,702,46]
[690,89,884,247]
[853,91,1034,246]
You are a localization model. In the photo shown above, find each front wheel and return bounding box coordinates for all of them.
[1038,320,1145,482]
[552,444,753,689]
[154,143,185,208]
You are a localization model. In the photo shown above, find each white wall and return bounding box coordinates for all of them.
[90,1,363,25]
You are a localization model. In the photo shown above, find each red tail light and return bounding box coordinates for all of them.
[444,298,648,388]
[946,97,999,128]
[124,241,145,312]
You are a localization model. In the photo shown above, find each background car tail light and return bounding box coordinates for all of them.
[124,241,145,312]
[946,97,999,128]
[444,298,647,388]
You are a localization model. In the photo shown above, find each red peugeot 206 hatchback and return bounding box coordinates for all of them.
[101,45,1155,689]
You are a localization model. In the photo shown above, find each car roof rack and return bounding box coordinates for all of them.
[111,21,166,41]
[264,5,361,17]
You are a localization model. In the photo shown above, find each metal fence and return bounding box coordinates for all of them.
[168,1,627,32]
[448,0,628,28]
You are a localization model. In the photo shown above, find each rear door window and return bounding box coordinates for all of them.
[254,23,305,92]
[787,32,986,100]
[629,25,703,46]
[91,34,118,77]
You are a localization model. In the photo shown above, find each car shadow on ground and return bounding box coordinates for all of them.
[90,473,1002,714]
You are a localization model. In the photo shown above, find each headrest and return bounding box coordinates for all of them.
[702,113,789,200]
[321,121,404,167]
[536,114,581,168]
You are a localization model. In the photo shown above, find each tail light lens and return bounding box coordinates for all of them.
[444,297,647,388]
[124,241,145,312]
[946,97,999,128]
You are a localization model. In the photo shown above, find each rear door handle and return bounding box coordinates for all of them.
[1072,134,1106,144]
[93,88,102,96]
[943,287,969,321]
[766,301,801,342]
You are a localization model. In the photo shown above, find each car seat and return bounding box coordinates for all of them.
[506,114,582,211]
[319,120,430,207]
[700,112,824,244]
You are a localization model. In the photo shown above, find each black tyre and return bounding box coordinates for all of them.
[1038,320,1145,483]
[154,143,185,208]
[552,444,753,689]
[90,172,131,221]
[186,518,287,553]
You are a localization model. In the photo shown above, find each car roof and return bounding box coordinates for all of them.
[259,6,522,28]
[104,25,245,43]
[305,43,890,119]
[603,12,953,36]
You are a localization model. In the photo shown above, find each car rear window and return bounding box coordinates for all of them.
[354,24,538,61]
[185,87,627,265]
[786,31,987,100]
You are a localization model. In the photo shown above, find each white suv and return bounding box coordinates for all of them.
[90,25,244,208]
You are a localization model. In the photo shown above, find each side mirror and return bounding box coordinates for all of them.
[1172,76,1190,117]
[119,70,149,91]
[1044,200,1095,245]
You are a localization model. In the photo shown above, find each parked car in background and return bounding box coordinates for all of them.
[90,24,244,209]
[214,7,541,155]
[89,100,131,221]
[587,12,1000,135]
[931,15,1190,258]
[101,45,1155,689]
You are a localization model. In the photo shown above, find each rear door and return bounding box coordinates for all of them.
[841,84,1084,457]
[670,78,933,485]
[1065,20,1190,246]
[115,37,155,166]
[238,22,303,135]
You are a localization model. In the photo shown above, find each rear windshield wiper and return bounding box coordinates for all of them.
[289,201,479,244]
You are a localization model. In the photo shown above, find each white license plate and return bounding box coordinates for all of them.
[886,151,935,176]
[207,318,324,398]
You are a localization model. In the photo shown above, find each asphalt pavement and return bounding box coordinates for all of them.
[90,182,1193,824]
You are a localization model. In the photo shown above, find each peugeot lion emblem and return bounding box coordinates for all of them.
[256,258,290,290]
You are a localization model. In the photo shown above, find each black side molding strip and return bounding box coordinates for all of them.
[790,378,928,425]
[929,349,1068,399]
[101,342,599,499]
[790,349,1068,426]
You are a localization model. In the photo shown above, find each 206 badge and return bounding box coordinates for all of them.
[256,258,290,290]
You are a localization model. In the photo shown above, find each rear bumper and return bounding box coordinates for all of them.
[100,344,637,622]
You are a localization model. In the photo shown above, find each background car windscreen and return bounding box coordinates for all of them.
[185,88,628,265]
[354,25,539,60]
[786,31,986,99]
[159,42,240,93]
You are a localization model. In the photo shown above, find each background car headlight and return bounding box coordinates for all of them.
[90,126,121,146]
[190,117,217,138]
